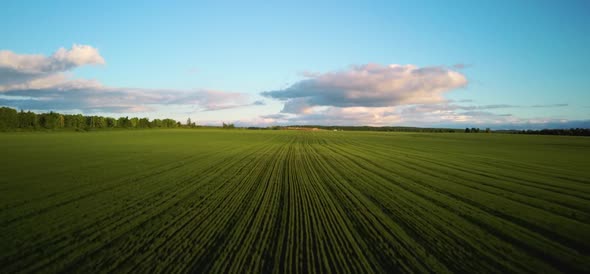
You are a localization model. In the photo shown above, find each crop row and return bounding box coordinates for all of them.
[1,130,588,273]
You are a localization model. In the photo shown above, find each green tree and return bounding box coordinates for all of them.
[17,110,38,129]
[117,117,130,128]
[139,118,150,128]
[39,112,64,129]
[151,119,162,128]
[0,107,18,130]
[106,117,117,128]
[93,116,107,128]
[130,117,139,128]
[74,114,86,128]
[163,119,177,128]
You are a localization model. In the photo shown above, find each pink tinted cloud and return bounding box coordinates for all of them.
[263,63,467,113]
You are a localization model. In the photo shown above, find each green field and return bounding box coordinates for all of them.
[1,129,589,273]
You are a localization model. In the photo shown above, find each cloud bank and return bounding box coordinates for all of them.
[263,64,467,113]
[0,45,260,114]
[257,102,577,129]
[259,63,576,128]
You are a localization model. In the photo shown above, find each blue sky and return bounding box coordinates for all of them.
[1,0,589,128]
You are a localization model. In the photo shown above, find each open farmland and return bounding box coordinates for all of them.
[1,129,589,273]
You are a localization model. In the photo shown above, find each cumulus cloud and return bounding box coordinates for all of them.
[0,44,104,72]
[259,63,475,126]
[0,45,261,114]
[0,44,104,89]
[262,63,467,113]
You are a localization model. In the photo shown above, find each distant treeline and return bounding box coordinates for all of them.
[2,106,589,135]
[0,107,180,131]
[249,125,590,136]
[498,128,590,136]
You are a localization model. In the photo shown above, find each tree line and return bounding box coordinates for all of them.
[510,128,590,136]
[464,128,492,133]
[2,106,588,135]
[0,107,180,131]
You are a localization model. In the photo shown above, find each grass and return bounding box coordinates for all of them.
[1,129,589,273]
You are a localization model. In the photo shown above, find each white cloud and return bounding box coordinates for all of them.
[51,44,105,68]
[262,63,467,113]
[0,44,104,74]
[0,44,104,89]
[260,63,470,125]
